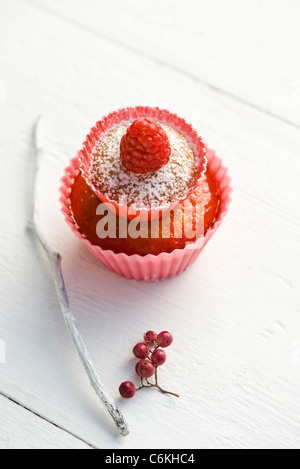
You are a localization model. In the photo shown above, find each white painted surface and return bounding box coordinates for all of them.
[25,0,300,127]
[0,394,91,449]
[0,0,300,449]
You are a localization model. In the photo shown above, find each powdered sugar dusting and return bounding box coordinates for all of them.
[89,123,198,209]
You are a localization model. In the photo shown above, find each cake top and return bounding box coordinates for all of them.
[89,122,199,210]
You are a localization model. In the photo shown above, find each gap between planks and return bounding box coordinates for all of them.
[0,390,96,449]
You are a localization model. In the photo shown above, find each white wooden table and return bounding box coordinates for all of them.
[1,0,300,449]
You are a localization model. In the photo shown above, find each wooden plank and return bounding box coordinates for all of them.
[0,393,91,449]
[25,0,300,128]
[0,0,300,449]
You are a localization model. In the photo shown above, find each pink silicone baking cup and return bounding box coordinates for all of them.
[79,106,207,221]
[59,147,232,281]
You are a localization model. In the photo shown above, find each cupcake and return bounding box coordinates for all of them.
[60,107,232,281]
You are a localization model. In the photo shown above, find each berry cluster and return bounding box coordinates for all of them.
[119,331,179,399]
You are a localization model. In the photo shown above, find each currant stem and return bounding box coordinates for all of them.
[136,368,179,398]
[154,367,180,398]
[154,385,180,398]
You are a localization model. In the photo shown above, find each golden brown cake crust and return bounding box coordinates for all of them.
[70,169,220,257]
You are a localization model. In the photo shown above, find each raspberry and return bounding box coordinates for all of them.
[120,119,171,174]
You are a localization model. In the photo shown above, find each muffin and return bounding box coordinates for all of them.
[60,107,232,280]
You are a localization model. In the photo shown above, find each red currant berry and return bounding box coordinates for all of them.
[151,348,166,367]
[144,331,158,344]
[119,381,136,399]
[133,342,149,359]
[156,331,173,348]
[135,362,141,376]
[137,359,155,378]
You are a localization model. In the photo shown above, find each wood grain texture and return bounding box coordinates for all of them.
[25,0,300,128]
[0,0,300,449]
